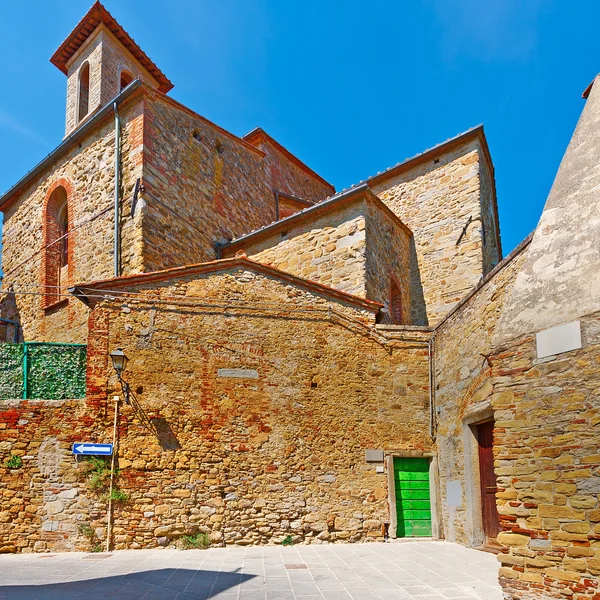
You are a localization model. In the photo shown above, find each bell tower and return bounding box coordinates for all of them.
[50,2,173,137]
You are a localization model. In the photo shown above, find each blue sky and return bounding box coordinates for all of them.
[0,1,599,258]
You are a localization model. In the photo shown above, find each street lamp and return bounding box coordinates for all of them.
[109,347,128,377]
[109,348,130,404]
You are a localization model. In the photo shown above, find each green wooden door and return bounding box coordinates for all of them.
[394,457,432,537]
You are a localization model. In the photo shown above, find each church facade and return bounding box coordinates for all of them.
[1,4,600,599]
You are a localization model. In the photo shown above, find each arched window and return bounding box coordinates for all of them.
[78,62,90,122]
[120,68,134,91]
[43,185,70,307]
[390,279,403,325]
[58,202,68,268]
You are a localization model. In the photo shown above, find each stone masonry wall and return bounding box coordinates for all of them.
[223,200,369,298]
[491,312,600,600]
[434,239,531,547]
[222,196,412,318]
[371,138,490,327]
[479,149,502,275]
[0,95,145,343]
[0,267,432,552]
[364,200,412,324]
[141,93,282,271]
[245,133,334,204]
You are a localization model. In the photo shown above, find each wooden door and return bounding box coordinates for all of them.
[477,421,500,540]
[393,457,432,537]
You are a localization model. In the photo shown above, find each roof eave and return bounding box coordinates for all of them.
[218,184,371,253]
[71,256,383,313]
[50,1,173,94]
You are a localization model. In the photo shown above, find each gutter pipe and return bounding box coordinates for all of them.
[113,102,121,278]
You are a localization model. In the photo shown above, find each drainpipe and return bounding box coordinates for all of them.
[429,332,436,439]
[113,103,121,278]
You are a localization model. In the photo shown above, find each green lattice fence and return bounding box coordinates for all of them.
[0,342,86,400]
[0,344,23,399]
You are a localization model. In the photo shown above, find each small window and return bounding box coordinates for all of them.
[120,69,134,91]
[390,280,403,324]
[78,62,90,122]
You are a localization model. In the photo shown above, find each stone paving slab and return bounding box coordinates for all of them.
[0,541,502,600]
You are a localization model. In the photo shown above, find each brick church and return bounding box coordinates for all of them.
[1,4,599,599]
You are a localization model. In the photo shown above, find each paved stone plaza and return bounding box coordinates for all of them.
[0,541,502,600]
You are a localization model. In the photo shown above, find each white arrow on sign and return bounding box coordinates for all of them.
[72,443,113,455]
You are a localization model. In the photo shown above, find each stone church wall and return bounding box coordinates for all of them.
[223,195,412,321]
[244,131,334,205]
[434,238,530,547]
[140,92,332,274]
[223,199,369,298]
[0,267,431,552]
[371,137,491,327]
[0,94,145,344]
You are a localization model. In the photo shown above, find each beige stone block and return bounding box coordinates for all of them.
[562,522,590,534]
[520,572,543,583]
[566,546,594,557]
[555,483,577,495]
[497,532,530,547]
[545,568,582,582]
[542,518,561,530]
[570,496,597,510]
[588,557,600,575]
[172,489,191,498]
[525,557,554,568]
[550,531,589,542]
[588,509,600,522]
[499,567,520,580]
[498,553,524,566]
[563,558,587,572]
[538,505,584,519]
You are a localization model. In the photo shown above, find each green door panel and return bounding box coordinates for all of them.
[394,457,432,538]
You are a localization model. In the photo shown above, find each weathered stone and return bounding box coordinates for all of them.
[45,501,64,516]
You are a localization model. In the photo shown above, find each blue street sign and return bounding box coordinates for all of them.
[72,443,113,456]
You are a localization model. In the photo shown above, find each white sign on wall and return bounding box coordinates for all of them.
[217,368,259,379]
[536,320,582,359]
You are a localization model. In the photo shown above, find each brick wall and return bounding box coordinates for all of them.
[492,313,600,599]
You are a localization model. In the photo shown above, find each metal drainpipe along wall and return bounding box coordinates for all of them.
[113,103,121,278]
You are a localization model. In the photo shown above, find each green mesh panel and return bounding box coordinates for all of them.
[0,343,86,400]
[27,345,87,400]
[0,343,24,399]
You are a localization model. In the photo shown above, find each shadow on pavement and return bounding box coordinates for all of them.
[0,567,255,600]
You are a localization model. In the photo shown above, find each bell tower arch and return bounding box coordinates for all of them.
[49,1,173,137]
